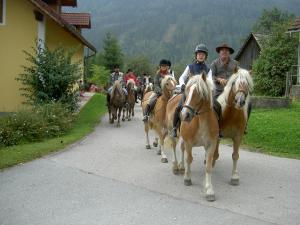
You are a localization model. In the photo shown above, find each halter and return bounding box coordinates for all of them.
[182,104,210,118]
[225,81,249,107]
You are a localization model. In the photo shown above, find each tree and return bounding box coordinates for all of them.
[253,7,294,34]
[252,22,298,96]
[103,32,124,71]
[125,55,154,76]
[87,64,110,87]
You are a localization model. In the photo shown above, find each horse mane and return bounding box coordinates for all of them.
[160,75,176,89]
[186,73,213,107]
[218,68,253,110]
[126,79,135,86]
[111,80,123,100]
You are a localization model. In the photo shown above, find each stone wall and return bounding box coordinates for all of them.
[251,96,291,108]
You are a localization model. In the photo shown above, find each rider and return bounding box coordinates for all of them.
[167,60,175,78]
[124,68,139,103]
[106,64,128,105]
[142,59,170,122]
[170,44,210,138]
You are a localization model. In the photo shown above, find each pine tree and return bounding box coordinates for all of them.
[103,32,124,71]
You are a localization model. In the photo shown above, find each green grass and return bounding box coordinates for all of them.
[0,94,107,169]
[242,101,300,159]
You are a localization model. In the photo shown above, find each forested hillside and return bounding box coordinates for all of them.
[68,0,300,64]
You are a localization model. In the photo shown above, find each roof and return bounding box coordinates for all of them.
[61,13,91,28]
[42,0,77,7]
[29,0,96,52]
[235,32,266,60]
[288,17,300,32]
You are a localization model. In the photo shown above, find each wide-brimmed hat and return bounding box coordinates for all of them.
[216,43,234,54]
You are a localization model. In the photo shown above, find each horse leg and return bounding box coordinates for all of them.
[178,138,185,174]
[172,140,179,174]
[122,107,126,121]
[212,139,220,167]
[117,108,121,127]
[132,106,134,117]
[126,106,129,120]
[183,142,193,186]
[160,133,168,163]
[231,137,241,185]
[128,107,131,121]
[153,136,158,147]
[144,122,151,149]
[204,143,216,202]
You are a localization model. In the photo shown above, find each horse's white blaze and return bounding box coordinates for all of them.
[181,84,195,116]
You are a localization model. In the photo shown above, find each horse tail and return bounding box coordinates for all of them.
[164,135,178,151]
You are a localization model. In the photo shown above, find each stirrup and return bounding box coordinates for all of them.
[142,115,149,122]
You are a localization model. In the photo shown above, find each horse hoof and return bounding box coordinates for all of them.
[156,149,161,155]
[153,142,158,147]
[206,194,216,202]
[122,118,125,122]
[230,178,239,186]
[184,179,192,186]
[173,168,179,175]
[161,158,168,163]
[109,120,113,124]
[146,145,151,149]
[179,168,185,175]
[128,118,131,121]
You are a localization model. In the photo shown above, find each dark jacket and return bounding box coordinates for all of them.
[153,72,167,95]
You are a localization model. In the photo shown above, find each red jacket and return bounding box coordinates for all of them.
[124,73,139,85]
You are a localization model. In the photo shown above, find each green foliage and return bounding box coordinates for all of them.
[88,64,110,87]
[125,55,154,76]
[253,22,298,96]
[0,94,107,169]
[0,103,74,147]
[17,44,81,111]
[243,101,300,159]
[252,7,294,34]
[103,32,124,71]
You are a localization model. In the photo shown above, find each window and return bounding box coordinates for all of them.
[0,0,5,25]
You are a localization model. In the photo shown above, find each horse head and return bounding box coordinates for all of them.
[219,68,253,110]
[181,73,213,122]
[160,75,177,98]
[126,79,135,92]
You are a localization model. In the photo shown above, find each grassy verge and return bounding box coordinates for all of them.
[0,94,107,169]
[238,101,300,159]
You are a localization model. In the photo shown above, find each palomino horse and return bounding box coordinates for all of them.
[141,75,177,163]
[108,80,126,127]
[125,79,136,121]
[214,68,253,185]
[165,73,218,201]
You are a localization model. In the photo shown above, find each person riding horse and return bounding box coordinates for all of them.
[170,44,210,138]
[124,69,139,103]
[106,65,128,106]
[210,43,251,135]
[142,59,171,122]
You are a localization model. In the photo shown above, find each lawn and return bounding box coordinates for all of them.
[242,101,300,159]
[0,94,107,169]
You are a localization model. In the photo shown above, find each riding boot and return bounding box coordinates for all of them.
[244,102,252,134]
[106,93,110,107]
[135,91,138,103]
[170,105,181,138]
[213,99,223,138]
[142,104,151,122]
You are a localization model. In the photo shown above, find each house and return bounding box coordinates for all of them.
[0,0,96,112]
[234,32,266,70]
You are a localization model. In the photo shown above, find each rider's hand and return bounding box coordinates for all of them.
[181,84,185,92]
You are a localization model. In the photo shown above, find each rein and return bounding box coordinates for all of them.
[182,104,210,118]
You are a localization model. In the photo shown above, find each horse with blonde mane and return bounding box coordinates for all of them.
[108,80,126,127]
[165,73,218,201]
[125,79,136,121]
[214,68,253,185]
[141,75,177,163]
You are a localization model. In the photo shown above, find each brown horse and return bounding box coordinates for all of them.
[165,73,218,201]
[108,80,126,127]
[125,79,136,121]
[141,75,177,163]
[214,68,253,185]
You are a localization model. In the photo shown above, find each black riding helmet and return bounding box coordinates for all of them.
[194,44,208,58]
[159,59,169,66]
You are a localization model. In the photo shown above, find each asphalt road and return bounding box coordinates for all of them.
[1,105,299,225]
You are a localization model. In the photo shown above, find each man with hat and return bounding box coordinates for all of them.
[142,59,170,122]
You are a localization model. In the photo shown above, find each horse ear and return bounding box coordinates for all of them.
[201,72,207,81]
[249,70,253,76]
[233,66,239,74]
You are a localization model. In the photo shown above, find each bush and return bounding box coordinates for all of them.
[16,44,81,111]
[0,103,74,147]
[88,64,110,87]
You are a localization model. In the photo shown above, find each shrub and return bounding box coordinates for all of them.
[88,64,110,87]
[0,103,74,147]
[16,44,81,111]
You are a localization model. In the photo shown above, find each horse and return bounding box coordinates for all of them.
[141,75,177,163]
[125,79,136,121]
[164,73,218,201]
[108,80,126,127]
[213,68,253,185]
